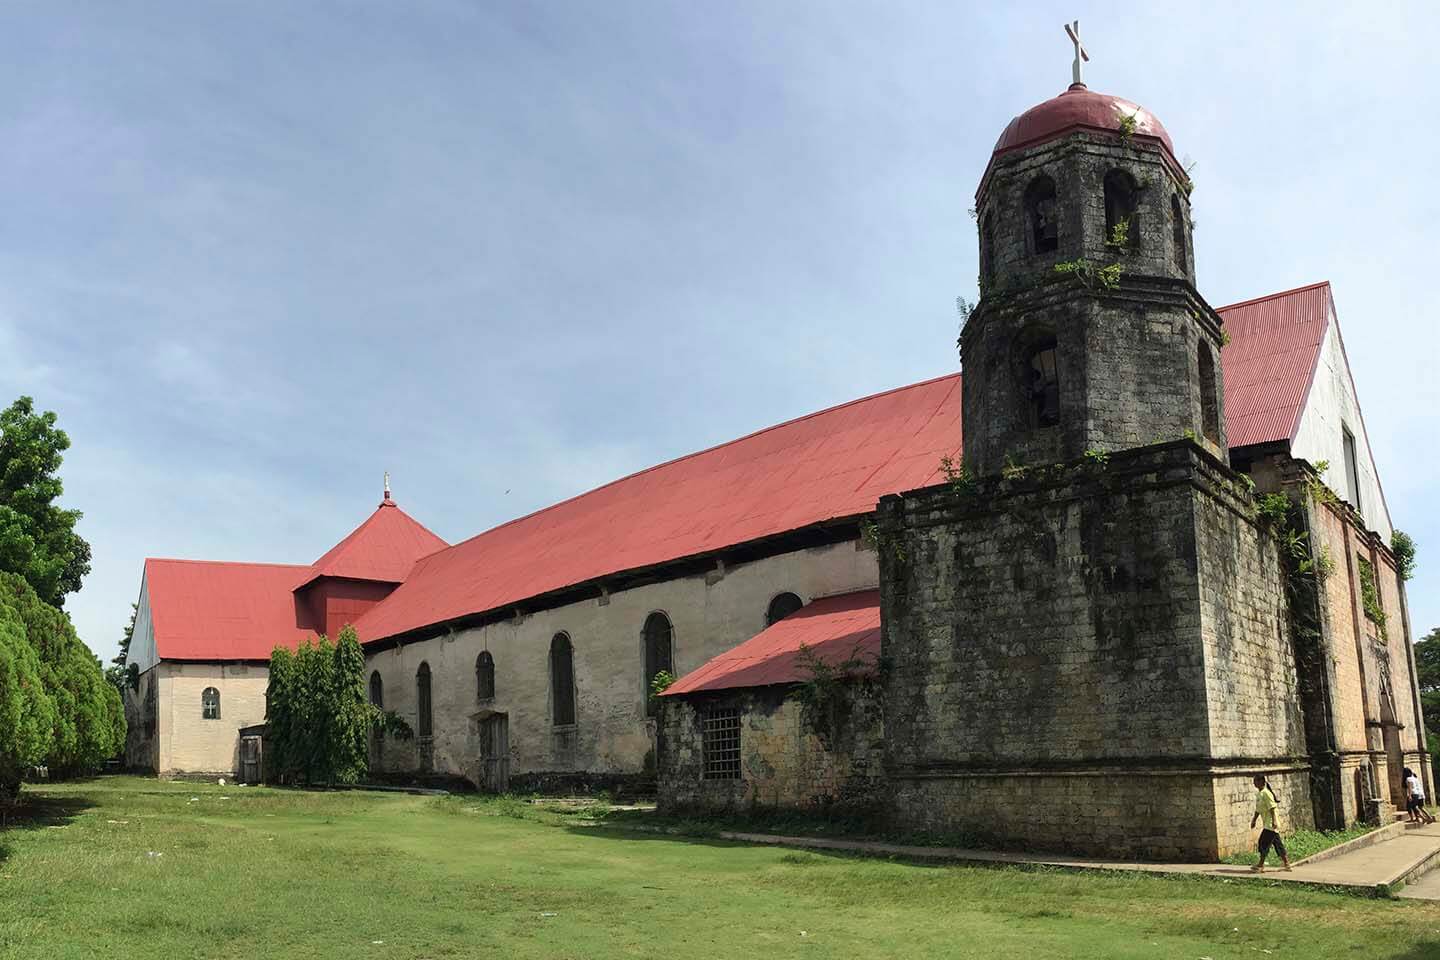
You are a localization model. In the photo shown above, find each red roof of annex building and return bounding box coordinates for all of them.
[662,589,881,696]
[143,558,317,661]
[139,281,1342,661]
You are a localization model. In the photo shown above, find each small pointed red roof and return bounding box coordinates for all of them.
[295,498,448,591]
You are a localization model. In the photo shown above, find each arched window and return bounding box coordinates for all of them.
[1170,193,1186,273]
[980,212,995,288]
[1103,169,1140,249]
[476,651,495,700]
[1198,343,1220,443]
[416,662,433,738]
[369,671,385,742]
[766,592,804,627]
[642,613,674,716]
[201,687,220,720]
[1024,175,1059,254]
[1026,339,1060,428]
[550,634,576,726]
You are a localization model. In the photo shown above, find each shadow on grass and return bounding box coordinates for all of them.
[1389,943,1440,960]
[0,789,96,865]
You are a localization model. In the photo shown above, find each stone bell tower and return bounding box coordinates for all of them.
[961,47,1224,476]
[877,26,1312,863]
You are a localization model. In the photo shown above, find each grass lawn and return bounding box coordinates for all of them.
[0,777,1437,959]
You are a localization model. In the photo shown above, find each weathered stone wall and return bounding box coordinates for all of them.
[657,683,885,813]
[878,442,1307,860]
[978,133,1194,292]
[122,667,159,771]
[1243,451,1430,822]
[367,540,880,786]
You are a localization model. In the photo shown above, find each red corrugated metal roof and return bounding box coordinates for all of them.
[143,281,1339,662]
[145,558,315,661]
[1216,281,1332,449]
[663,590,881,696]
[352,376,963,643]
[295,499,448,590]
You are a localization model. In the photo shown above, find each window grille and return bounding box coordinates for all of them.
[703,707,742,780]
[201,687,221,721]
[1027,342,1060,428]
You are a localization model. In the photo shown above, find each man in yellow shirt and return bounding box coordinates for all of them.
[1249,775,1293,872]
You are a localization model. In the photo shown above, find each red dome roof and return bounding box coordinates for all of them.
[991,83,1176,162]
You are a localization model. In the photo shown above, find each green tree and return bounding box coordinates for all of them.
[0,596,56,805]
[264,646,299,783]
[0,397,92,607]
[265,627,409,786]
[1416,626,1440,694]
[0,572,124,774]
[1417,627,1440,745]
[328,626,371,784]
[104,604,139,696]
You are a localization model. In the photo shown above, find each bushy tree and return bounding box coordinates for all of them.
[104,603,139,695]
[1417,627,1440,749]
[329,627,372,784]
[265,626,405,785]
[0,597,56,804]
[0,572,125,775]
[0,397,92,607]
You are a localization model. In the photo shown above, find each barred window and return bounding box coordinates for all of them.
[201,687,221,721]
[702,707,741,780]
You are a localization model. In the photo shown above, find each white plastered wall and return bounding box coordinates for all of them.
[365,538,880,783]
[157,662,270,775]
[1291,314,1392,541]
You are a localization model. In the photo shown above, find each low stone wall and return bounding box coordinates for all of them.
[657,683,885,814]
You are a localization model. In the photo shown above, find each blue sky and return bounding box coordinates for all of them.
[1,2,1435,660]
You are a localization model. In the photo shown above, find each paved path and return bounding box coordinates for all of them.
[706,821,1440,897]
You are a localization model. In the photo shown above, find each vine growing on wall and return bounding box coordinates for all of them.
[793,642,875,741]
[1054,258,1123,291]
[1392,530,1418,582]
[648,670,675,706]
[939,455,977,497]
[1356,557,1388,639]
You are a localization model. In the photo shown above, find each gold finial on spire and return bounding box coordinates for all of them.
[1065,20,1090,88]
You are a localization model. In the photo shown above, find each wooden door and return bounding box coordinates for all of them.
[480,715,510,793]
[239,736,262,784]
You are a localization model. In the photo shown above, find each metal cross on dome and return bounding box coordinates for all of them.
[1065,20,1090,87]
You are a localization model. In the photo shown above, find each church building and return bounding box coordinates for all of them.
[123,51,1425,861]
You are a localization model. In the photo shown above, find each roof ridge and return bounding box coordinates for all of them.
[145,558,309,570]
[437,372,963,556]
[1216,280,1330,314]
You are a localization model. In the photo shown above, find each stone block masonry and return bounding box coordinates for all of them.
[877,441,1310,861]
[657,683,886,814]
